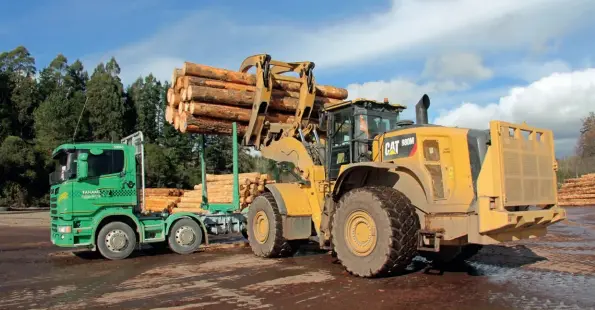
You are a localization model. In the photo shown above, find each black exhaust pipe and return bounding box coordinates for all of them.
[415,94,430,125]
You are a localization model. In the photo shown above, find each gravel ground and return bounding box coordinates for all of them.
[1,208,595,310]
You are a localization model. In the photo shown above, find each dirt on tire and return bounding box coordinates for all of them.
[331,186,420,278]
[247,192,298,258]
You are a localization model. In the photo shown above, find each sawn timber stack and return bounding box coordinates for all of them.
[166,59,348,138]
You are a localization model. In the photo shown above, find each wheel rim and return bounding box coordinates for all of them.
[253,210,270,244]
[105,229,129,252]
[344,210,377,256]
[175,226,196,246]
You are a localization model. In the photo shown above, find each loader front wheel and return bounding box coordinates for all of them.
[247,192,298,258]
[332,186,420,278]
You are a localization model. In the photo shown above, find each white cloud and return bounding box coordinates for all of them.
[422,53,493,81]
[346,78,468,109]
[290,0,593,69]
[434,68,595,155]
[497,59,572,82]
[83,0,595,86]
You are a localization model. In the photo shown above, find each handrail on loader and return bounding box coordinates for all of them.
[239,54,317,149]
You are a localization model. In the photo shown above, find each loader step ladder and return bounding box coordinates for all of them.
[121,131,145,212]
[418,229,443,252]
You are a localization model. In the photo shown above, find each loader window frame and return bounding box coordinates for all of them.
[328,107,354,180]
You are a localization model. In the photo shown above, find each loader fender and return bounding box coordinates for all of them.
[264,183,312,240]
[332,162,430,206]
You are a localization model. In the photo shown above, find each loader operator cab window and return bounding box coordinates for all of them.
[352,113,399,163]
[329,108,353,179]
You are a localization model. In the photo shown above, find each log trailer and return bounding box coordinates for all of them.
[49,125,247,260]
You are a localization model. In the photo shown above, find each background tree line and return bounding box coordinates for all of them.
[0,46,279,209]
[1,46,593,208]
[557,112,595,184]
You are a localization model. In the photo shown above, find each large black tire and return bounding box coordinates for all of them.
[332,186,420,278]
[247,192,299,258]
[168,218,203,255]
[97,221,137,260]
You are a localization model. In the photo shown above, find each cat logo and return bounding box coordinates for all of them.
[383,134,416,160]
[384,137,415,156]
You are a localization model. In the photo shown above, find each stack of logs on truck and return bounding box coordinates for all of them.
[558,173,595,206]
[144,172,272,214]
[164,61,349,134]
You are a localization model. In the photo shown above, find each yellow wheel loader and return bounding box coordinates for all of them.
[236,54,566,277]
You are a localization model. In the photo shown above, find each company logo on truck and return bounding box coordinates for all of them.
[383,133,417,160]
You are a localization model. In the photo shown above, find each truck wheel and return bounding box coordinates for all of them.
[247,192,298,258]
[97,221,137,260]
[168,218,203,255]
[332,186,420,278]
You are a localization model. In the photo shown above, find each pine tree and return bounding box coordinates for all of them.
[34,55,90,152]
[576,112,595,158]
[0,46,39,140]
[86,57,126,141]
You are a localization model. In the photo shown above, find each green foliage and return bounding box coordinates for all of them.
[0,45,281,209]
[86,58,126,141]
[0,136,49,208]
[34,56,90,152]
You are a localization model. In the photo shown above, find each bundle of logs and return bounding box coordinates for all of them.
[165,61,349,135]
[558,173,595,206]
[144,188,185,213]
[142,172,273,214]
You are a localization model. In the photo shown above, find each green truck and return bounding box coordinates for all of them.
[49,124,247,260]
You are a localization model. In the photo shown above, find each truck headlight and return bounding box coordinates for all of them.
[57,226,72,233]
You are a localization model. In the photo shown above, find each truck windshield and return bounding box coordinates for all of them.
[49,152,69,186]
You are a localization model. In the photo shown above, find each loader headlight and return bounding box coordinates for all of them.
[57,226,72,233]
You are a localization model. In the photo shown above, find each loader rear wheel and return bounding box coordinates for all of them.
[332,186,420,278]
[247,192,298,258]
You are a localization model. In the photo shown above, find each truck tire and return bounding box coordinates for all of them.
[168,218,203,255]
[247,192,298,258]
[97,221,137,260]
[331,186,420,278]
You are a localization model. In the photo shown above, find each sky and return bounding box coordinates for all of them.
[1,0,595,157]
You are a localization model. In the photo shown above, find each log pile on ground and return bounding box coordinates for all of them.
[165,61,349,135]
[239,173,274,210]
[144,188,184,213]
[558,173,595,206]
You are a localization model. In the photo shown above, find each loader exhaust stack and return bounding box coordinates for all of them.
[415,94,430,125]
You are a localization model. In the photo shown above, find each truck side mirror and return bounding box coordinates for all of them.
[77,153,89,180]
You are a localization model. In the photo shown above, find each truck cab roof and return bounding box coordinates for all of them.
[51,142,128,158]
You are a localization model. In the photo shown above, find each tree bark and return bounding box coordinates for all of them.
[188,102,295,123]
[171,68,182,88]
[182,76,342,105]
[165,105,174,124]
[186,85,331,112]
[182,62,348,100]
[179,112,248,135]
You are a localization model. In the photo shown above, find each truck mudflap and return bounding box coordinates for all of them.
[470,120,567,244]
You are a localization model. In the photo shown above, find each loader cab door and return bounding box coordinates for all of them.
[328,107,353,180]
